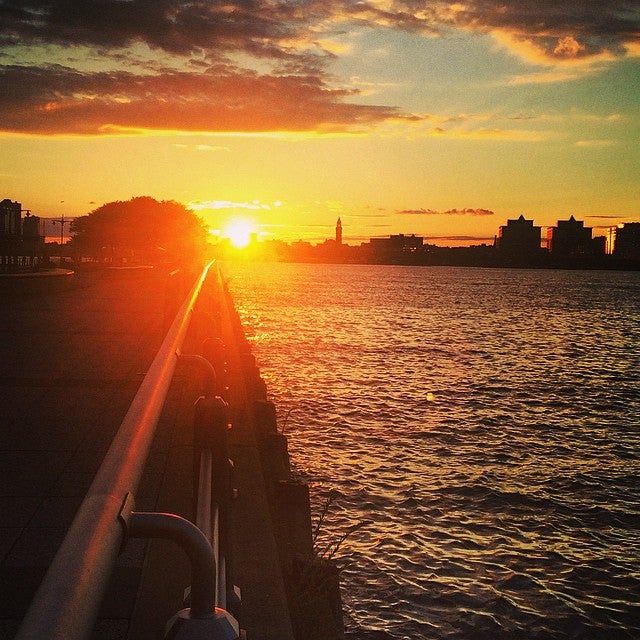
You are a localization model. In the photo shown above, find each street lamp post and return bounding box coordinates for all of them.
[51,215,72,261]
[52,215,72,245]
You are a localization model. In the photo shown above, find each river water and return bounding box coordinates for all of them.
[220,262,640,640]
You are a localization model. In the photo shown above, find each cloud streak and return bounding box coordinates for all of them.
[398,208,495,216]
[424,235,495,242]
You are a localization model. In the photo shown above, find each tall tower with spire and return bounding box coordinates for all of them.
[336,217,342,246]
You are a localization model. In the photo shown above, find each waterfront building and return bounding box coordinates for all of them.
[364,233,425,264]
[547,215,593,256]
[611,222,640,260]
[0,198,22,238]
[370,233,423,252]
[336,217,342,246]
[0,199,45,271]
[495,215,541,255]
[592,235,606,256]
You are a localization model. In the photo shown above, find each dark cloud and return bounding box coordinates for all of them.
[0,63,401,134]
[1,1,637,61]
[351,1,639,61]
[0,0,311,58]
[408,0,640,61]
[398,208,495,216]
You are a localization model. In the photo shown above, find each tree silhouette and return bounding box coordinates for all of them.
[69,196,208,263]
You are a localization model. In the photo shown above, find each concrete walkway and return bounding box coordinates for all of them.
[0,267,184,639]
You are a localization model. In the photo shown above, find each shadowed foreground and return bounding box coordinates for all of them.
[0,268,184,638]
[0,266,342,640]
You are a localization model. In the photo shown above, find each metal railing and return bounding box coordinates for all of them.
[15,260,238,640]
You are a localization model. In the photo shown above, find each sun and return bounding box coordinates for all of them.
[224,218,254,249]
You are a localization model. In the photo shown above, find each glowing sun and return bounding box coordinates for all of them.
[224,219,254,249]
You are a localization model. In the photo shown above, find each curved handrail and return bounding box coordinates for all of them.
[16,260,216,640]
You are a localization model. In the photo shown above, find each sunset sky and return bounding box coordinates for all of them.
[1,1,639,245]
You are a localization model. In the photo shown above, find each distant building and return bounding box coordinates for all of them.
[363,233,424,264]
[495,215,541,255]
[547,215,593,256]
[370,233,423,252]
[0,198,45,271]
[0,198,22,238]
[336,217,342,246]
[22,212,41,239]
[591,235,606,256]
[391,233,423,250]
[611,222,640,260]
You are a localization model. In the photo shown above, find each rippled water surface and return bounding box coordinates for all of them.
[221,262,640,640]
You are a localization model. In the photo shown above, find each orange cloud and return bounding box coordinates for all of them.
[0,64,401,135]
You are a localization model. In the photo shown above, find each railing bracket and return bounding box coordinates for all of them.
[117,492,137,551]
[179,353,218,397]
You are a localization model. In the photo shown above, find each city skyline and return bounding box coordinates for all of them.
[1,2,639,245]
[8,195,637,270]
[8,201,640,250]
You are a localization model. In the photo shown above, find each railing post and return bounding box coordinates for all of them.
[193,394,237,611]
[126,510,216,619]
[124,508,239,640]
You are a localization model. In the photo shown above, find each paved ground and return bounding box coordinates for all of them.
[0,265,301,640]
[0,267,196,639]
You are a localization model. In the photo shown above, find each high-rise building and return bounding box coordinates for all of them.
[612,222,640,260]
[336,217,342,246]
[547,215,592,256]
[495,214,541,255]
[0,198,22,238]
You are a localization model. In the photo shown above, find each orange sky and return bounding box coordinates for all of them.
[1,1,639,245]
